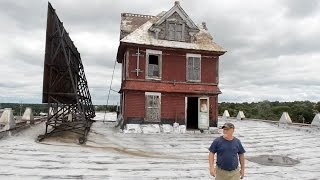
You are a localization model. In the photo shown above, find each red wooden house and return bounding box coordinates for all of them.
[116,1,226,129]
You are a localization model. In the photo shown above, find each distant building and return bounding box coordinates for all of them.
[116,1,226,129]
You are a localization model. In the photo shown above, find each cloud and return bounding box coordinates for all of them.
[0,0,319,105]
[282,0,320,18]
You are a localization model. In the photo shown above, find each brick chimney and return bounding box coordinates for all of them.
[202,22,207,30]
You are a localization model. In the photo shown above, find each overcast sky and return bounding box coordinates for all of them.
[0,0,320,105]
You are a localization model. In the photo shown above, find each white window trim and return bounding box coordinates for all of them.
[146,49,162,80]
[145,92,161,96]
[186,53,201,58]
[186,53,201,82]
[146,49,162,55]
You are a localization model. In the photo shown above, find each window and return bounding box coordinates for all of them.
[168,22,183,41]
[146,49,162,79]
[145,92,161,122]
[148,55,159,77]
[186,54,201,81]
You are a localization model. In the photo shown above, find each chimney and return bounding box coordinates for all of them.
[202,22,207,30]
[175,1,180,6]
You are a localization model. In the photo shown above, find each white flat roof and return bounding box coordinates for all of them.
[0,113,319,179]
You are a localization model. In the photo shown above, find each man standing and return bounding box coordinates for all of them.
[209,122,246,180]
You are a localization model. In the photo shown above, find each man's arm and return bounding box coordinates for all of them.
[209,152,215,177]
[239,153,245,178]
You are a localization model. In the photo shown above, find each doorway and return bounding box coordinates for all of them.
[187,97,198,129]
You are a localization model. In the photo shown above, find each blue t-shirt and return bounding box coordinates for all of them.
[209,136,246,171]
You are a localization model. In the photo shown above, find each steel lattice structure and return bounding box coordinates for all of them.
[39,3,95,144]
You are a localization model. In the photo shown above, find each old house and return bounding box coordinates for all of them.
[116,1,226,129]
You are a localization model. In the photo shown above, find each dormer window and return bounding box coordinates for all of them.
[166,20,185,41]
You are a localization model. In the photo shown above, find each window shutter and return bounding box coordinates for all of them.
[187,57,194,80]
[175,24,182,41]
[168,23,175,40]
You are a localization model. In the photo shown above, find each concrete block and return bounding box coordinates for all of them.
[209,127,220,134]
[22,107,34,124]
[161,124,173,133]
[173,122,179,133]
[0,108,16,130]
[179,125,186,133]
[237,111,245,120]
[311,114,320,126]
[49,107,54,116]
[123,124,142,133]
[279,112,292,124]
[141,124,160,134]
[39,112,48,116]
[222,110,230,120]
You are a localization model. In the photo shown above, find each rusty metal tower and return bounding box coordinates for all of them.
[39,2,95,144]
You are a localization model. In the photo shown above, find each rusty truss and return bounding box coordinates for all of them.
[39,3,95,144]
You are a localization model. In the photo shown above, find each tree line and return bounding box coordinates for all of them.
[0,103,118,116]
[218,100,320,124]
[2,101,320,124]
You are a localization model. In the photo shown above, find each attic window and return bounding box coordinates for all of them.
[167,22,185,41]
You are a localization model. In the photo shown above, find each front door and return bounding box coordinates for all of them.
[198,97,209,130]
[187,97,198,129]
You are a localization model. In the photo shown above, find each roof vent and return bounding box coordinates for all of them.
[175,1,180,5]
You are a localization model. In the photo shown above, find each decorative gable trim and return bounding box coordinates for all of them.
[153,1,199,30]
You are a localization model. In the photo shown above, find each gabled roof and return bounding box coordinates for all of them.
[117,1,226,62]
[120,13,155,40]
[120,19,225,53]
[153,1,198,30]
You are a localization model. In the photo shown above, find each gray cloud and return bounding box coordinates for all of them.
[0,0,320,105]
[283,0,320,18]
[0,1,47,31]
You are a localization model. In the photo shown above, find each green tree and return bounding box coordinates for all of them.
[316,102,320,113]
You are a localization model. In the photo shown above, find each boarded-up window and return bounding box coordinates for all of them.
[148,55,160,77]
[175,23,183,41]
[187,56,201,81]
[168,23,183,41]
[146,50,162,79]
[145,94,160,122]
[168,23,175,41]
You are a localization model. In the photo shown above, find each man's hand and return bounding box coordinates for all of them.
[210,166,216,177]
[209,152,216,177]
[240,168,245,179]
[239,154,245,179]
